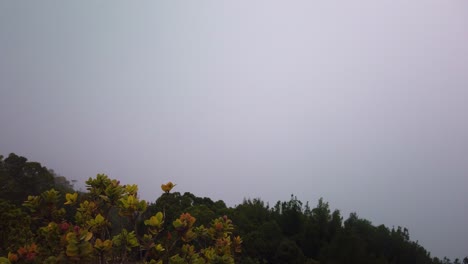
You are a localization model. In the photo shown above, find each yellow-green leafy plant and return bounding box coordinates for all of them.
[1,175,241,264]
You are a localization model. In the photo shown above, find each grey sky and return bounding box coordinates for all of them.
[1,0,467,260]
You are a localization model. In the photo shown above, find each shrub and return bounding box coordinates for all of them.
[1,175,241,264]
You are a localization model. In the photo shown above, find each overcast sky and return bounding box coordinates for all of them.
[1,0,467,260]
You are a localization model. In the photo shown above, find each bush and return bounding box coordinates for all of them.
[0,199,33,255]
[0,174,242,264]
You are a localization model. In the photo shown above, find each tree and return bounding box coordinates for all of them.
[274,239,305,264]
[0,153,55,204]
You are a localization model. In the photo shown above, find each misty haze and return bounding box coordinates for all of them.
[1,1,467,263]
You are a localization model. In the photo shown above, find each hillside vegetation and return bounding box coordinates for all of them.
[0,153,466,264]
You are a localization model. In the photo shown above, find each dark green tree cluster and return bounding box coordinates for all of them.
[0,153,74,205]
[147,193,466,264]
[230,195,435,263]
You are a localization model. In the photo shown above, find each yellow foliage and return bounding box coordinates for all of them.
[94,239,112,252]
[64,192,78,205]
[161,182,176,193]
[1,176,241,263]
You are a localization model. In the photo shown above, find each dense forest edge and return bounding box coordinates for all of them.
[0,152,466,264]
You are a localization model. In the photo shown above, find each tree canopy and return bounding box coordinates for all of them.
[0,153,465,264]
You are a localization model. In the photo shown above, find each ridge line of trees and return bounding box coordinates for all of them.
[1,152,466,264]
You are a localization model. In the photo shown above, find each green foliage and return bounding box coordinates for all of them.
[0,153,55,205]
[65,228,94,261]
[1,153,465,264]
[0,200,33,255]
[0,173,242,263]
[274,239,305,264]
[112,228,139,258]
[145,212,164,234]
[231,195,453,264]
